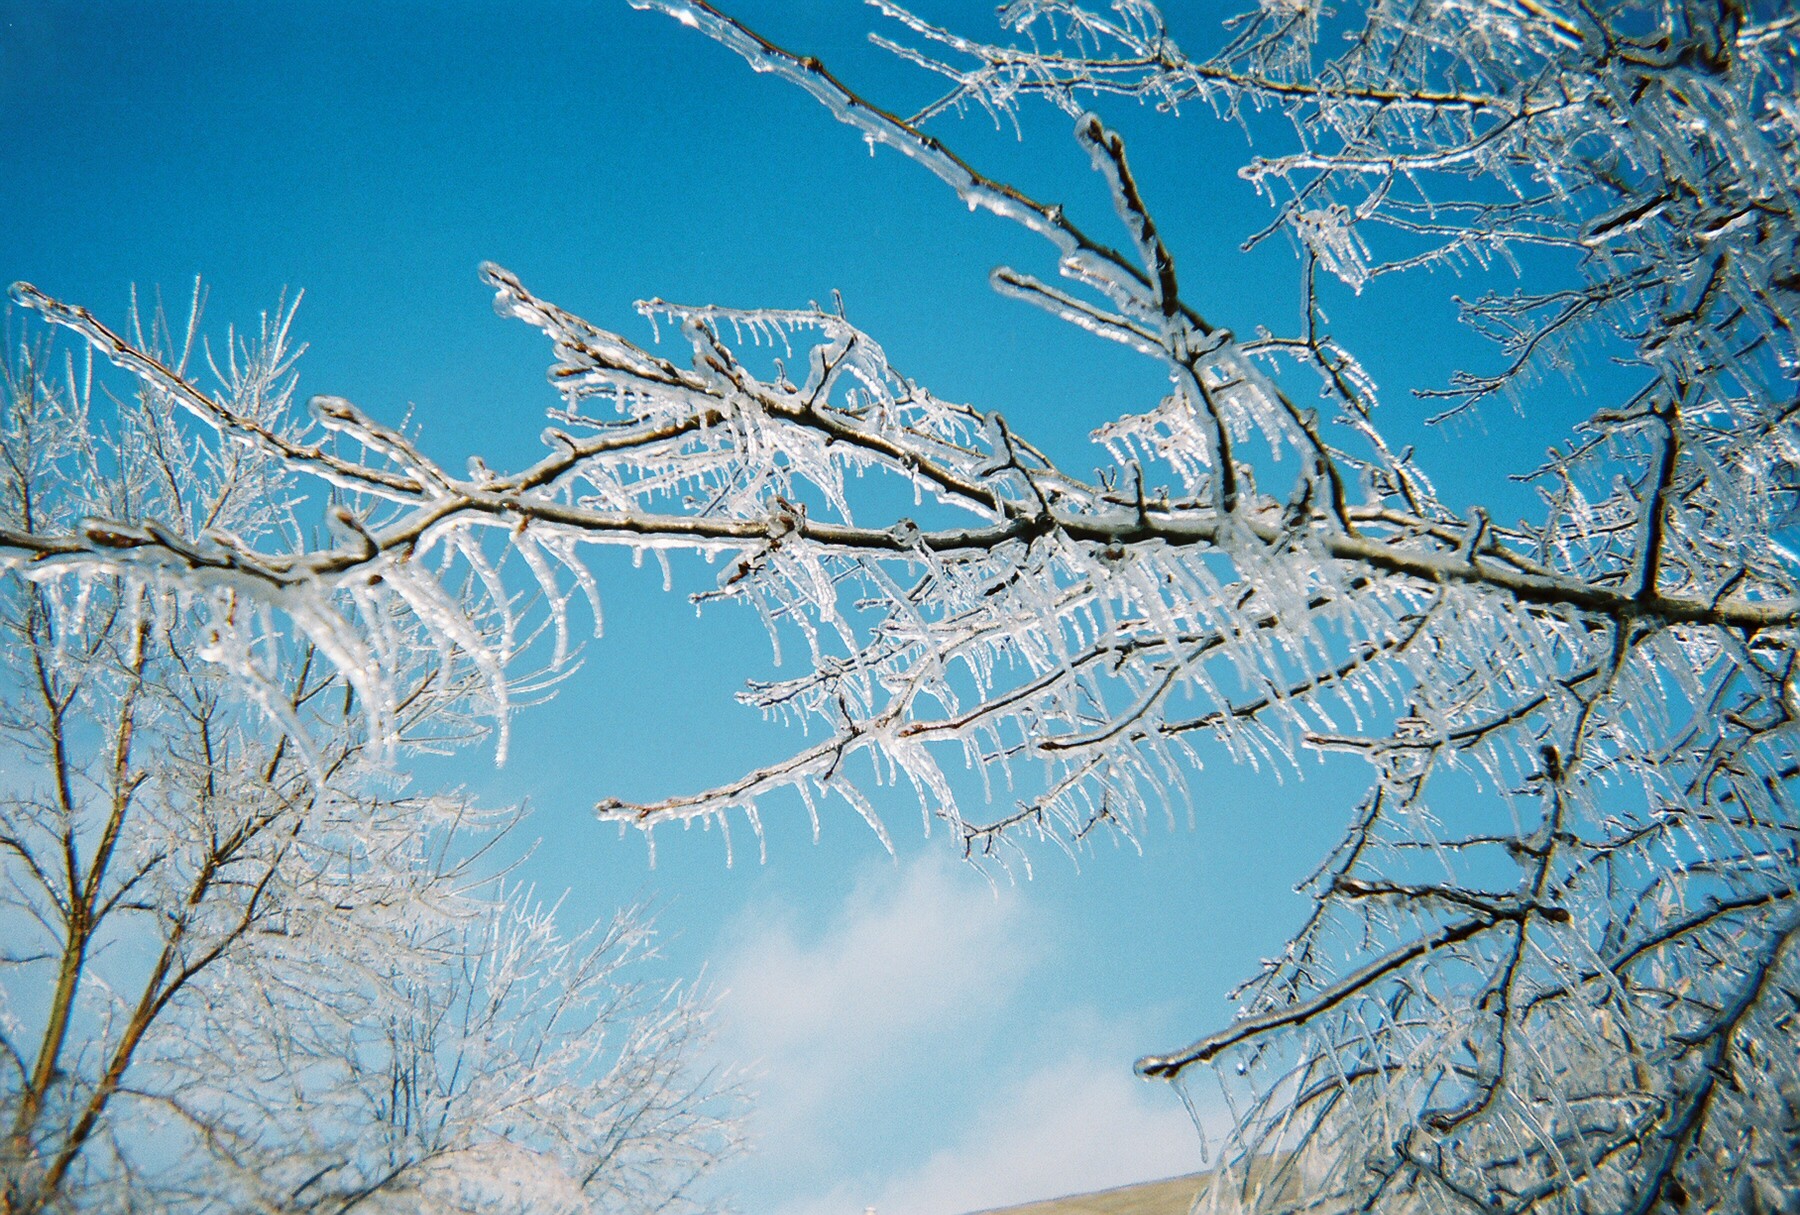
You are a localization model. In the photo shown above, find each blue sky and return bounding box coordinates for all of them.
[1,3,1536,1212]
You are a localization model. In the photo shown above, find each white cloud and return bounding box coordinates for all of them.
[714,853,1045,1142]
[708,853,1220,1215]
[776,1053,1206,1215]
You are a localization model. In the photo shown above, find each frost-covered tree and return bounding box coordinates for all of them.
[8,0,1800,1211]
[0,301,738,1214]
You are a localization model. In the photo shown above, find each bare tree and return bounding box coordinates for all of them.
[0,299,738,1214]
[7,0,1800,1210]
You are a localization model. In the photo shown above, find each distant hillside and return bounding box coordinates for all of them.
[961,1173,1208,1215]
